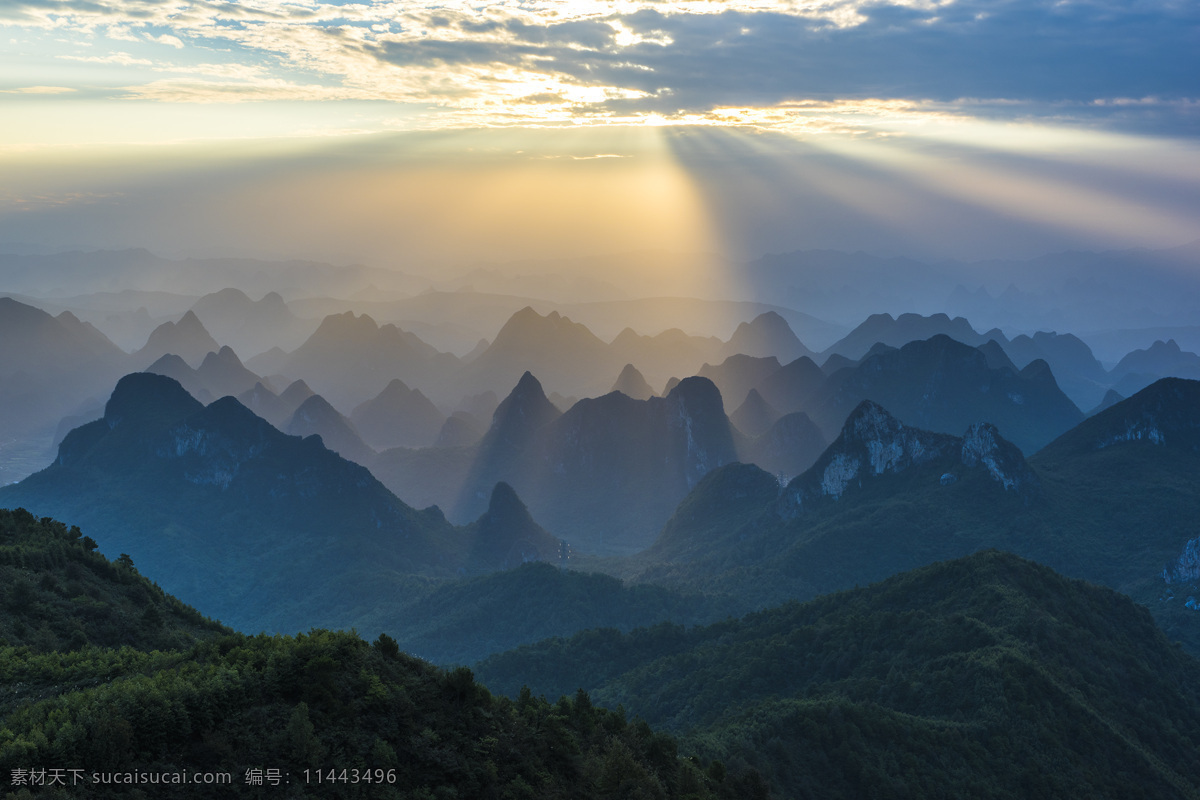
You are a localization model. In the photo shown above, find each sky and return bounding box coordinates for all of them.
[2,0,1199,274]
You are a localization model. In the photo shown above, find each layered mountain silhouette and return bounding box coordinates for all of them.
[1110,339,1200,397]
[1003,330,1110,409]
[821,313,1114,410]
[189,287,317,356]
[285,393,376,465]
[278,310,461,409]
[0,298,131,479]
[734,411,829,483]
[235,381,292,428]
[351,378,446,450]
[823,312,995,360]
[807,335,1084,454]
[610,362,656,400]
[144,345,265,404]
[696,354,783,416]
[134,309,219,367]
[722,310,815,362]
[0,372,561,634]
[461,307,619,400]
[729,387,780,437]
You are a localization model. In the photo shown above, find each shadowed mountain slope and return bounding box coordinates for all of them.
[0,373,560,635]
[807,334,1084,454]
[631,378,1200,651]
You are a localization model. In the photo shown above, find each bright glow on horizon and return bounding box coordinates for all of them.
[1,0,1197,265]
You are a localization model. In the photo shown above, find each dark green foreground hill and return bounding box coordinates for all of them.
[0,508,228,653]
[0,510,744,799]
[478,551,1200,800]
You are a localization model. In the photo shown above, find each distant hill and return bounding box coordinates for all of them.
[145,345,266,405]
[1001,330,1111,410]
[351,378,446,450]
[235,381,291,428]
[721,311,815,362]
[807,335,1084,454]
[1110,339,1200,396]
[734,411,828,482]
[134,309,219,367]
[280,310,461,409]
[0,298,131,480]
[189,287,317,356]
[697,354,782,415]
[729,388,780,437]
[477,551,1200,800]
[286,394,376,465]
[462,306,620,400]
[823,312,990,360]
[610,363,656,400]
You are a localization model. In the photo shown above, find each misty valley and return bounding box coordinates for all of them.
[0,245,1199,798]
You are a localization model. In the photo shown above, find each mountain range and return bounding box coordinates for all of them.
[0,373,562,634]
[628,376,1200,651]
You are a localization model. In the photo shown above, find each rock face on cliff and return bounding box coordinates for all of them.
[779,401,1034,515]
[1036,376,1200,458]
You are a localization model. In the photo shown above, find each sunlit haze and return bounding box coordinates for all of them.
[2,0,1199,277]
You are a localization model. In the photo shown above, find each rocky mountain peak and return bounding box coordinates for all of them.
[469,481,560,571]
[202,345,245,368]
[483,481,529,525]
[484,372,561,449]
[279,379,315,407]
[664,376,737,488]
[960,422,1036,490]
[611,363,655,400]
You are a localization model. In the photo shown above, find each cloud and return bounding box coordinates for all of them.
[148,33,184,49]
[120,78,379,103]
[1,0,1197,134]
[59,52,152,66]
[0,86,78,94]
